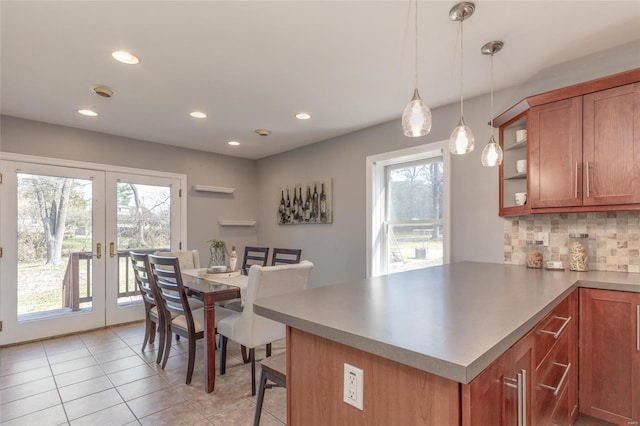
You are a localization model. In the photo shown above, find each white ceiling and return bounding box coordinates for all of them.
[2,1,639,160]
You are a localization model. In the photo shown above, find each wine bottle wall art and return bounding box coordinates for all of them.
[277,179,332,225]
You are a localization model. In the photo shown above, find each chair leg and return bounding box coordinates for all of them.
[148,318,156,345]
[253,369,268,426]
[241,345,250,364]
[156,320,165,365]
[141,318,150,353]
[161,325,172,369]
[186,334,196,385]
[220,336,227,375]
[250,348,256,396]
[266,343,272,357]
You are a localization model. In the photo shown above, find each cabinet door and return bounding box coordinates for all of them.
[462,357,509,426]
[583,83,640,206]
[506,334,534,426]
[529,97,583,208]
[579,288,640,424]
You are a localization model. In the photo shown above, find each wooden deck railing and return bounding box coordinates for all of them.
[62,248,167,311]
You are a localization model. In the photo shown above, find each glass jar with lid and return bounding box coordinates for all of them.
[568,233,589,271]
[526,240,545,269]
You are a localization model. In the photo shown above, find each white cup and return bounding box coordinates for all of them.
[516,159,527,174]
[515,192,527,206]
[516,129,527,142]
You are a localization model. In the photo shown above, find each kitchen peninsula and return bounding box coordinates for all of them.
[254,262,640,425]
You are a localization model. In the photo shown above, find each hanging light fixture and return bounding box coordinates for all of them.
[401,0,432,137]
[448,2,475,155]
[480,40,504,167]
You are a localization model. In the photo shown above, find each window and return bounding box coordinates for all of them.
[366,142,450,277]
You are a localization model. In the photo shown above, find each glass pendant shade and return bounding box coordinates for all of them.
[481,135,504,166]
[402,89,432,137]
[449,117,474,154]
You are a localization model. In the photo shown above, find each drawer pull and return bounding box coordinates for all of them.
[539,362,571,396]
[539,315,571,339]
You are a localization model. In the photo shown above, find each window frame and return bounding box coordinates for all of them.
[366,142,450,277]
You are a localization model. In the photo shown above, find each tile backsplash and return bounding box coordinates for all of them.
[504,211,640,273]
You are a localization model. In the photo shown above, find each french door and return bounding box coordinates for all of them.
[0,160,183,345]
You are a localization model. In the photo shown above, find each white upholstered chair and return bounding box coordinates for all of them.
[154,249,200,269]
[217,260,313,395]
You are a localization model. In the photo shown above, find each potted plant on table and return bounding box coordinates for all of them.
[207,239,228,271]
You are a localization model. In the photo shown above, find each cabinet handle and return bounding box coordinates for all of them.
[109,242,115,258]
[586,161,591,198]
[637,305,639,352]
[518,370,527,426]
[539,315,571,339]
[539,362,571,396]
[574,162,579,198]
[96,242,102,259]
[505,370,527,426]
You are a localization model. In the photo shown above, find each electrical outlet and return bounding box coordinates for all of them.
[537,231,550,247]
[343,363,364,410]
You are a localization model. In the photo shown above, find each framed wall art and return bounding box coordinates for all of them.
[277,179,332,225]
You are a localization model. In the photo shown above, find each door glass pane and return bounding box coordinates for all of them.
[17,173,93,320]
[116,182,171,306]
[386,159,444,273]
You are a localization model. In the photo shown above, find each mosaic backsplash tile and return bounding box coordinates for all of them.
[504,211,640,273]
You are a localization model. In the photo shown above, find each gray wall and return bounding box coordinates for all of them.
[0,116,259,260]
[256,40,640,287]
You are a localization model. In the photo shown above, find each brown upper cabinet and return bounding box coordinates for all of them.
[495,69,640,216]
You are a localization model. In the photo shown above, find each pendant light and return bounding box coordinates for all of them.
[448,2,475,155]
[402,0,432,137]
[480,41,504,167]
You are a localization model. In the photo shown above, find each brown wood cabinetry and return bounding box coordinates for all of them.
[529,97,583,209]
[496,69,640,216]
[462,290,577,426]
[582,83,640,206]
[579,288,640,425]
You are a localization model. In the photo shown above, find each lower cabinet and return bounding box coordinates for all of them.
[462,290,578,426]
[579,288,640,425]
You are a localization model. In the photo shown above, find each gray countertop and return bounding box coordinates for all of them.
[253,262,640,384]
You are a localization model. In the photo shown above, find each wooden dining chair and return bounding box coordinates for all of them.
[130,252,165,364]
[271,248,302,266]
[242,246,270,275]
[147,254,235,384]
[218,260,313,395]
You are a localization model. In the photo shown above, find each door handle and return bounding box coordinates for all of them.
[96,242,102,259]
[505,370,526,426]
[636,305,639,352]
[586,161,591,198]
[109,242,115,258]
[574,162,579,198]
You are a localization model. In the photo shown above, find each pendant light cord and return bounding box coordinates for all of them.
[414,0,418,90]
[459,17,464,119]
[489,51,494,137]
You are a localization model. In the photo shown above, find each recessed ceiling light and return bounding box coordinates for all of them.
[295,112,311,120]
[77,109,98,117]
[112,50,139,65]
[190,111,207,119]
[228,141,240,146]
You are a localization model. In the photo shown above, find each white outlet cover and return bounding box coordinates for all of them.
[343,363,364,410]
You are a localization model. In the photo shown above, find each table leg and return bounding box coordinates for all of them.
[203,293,216,393]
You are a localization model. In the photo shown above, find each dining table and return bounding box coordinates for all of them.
[181,268,249,393]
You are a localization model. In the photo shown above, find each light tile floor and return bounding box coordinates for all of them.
[0,322,286,425]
